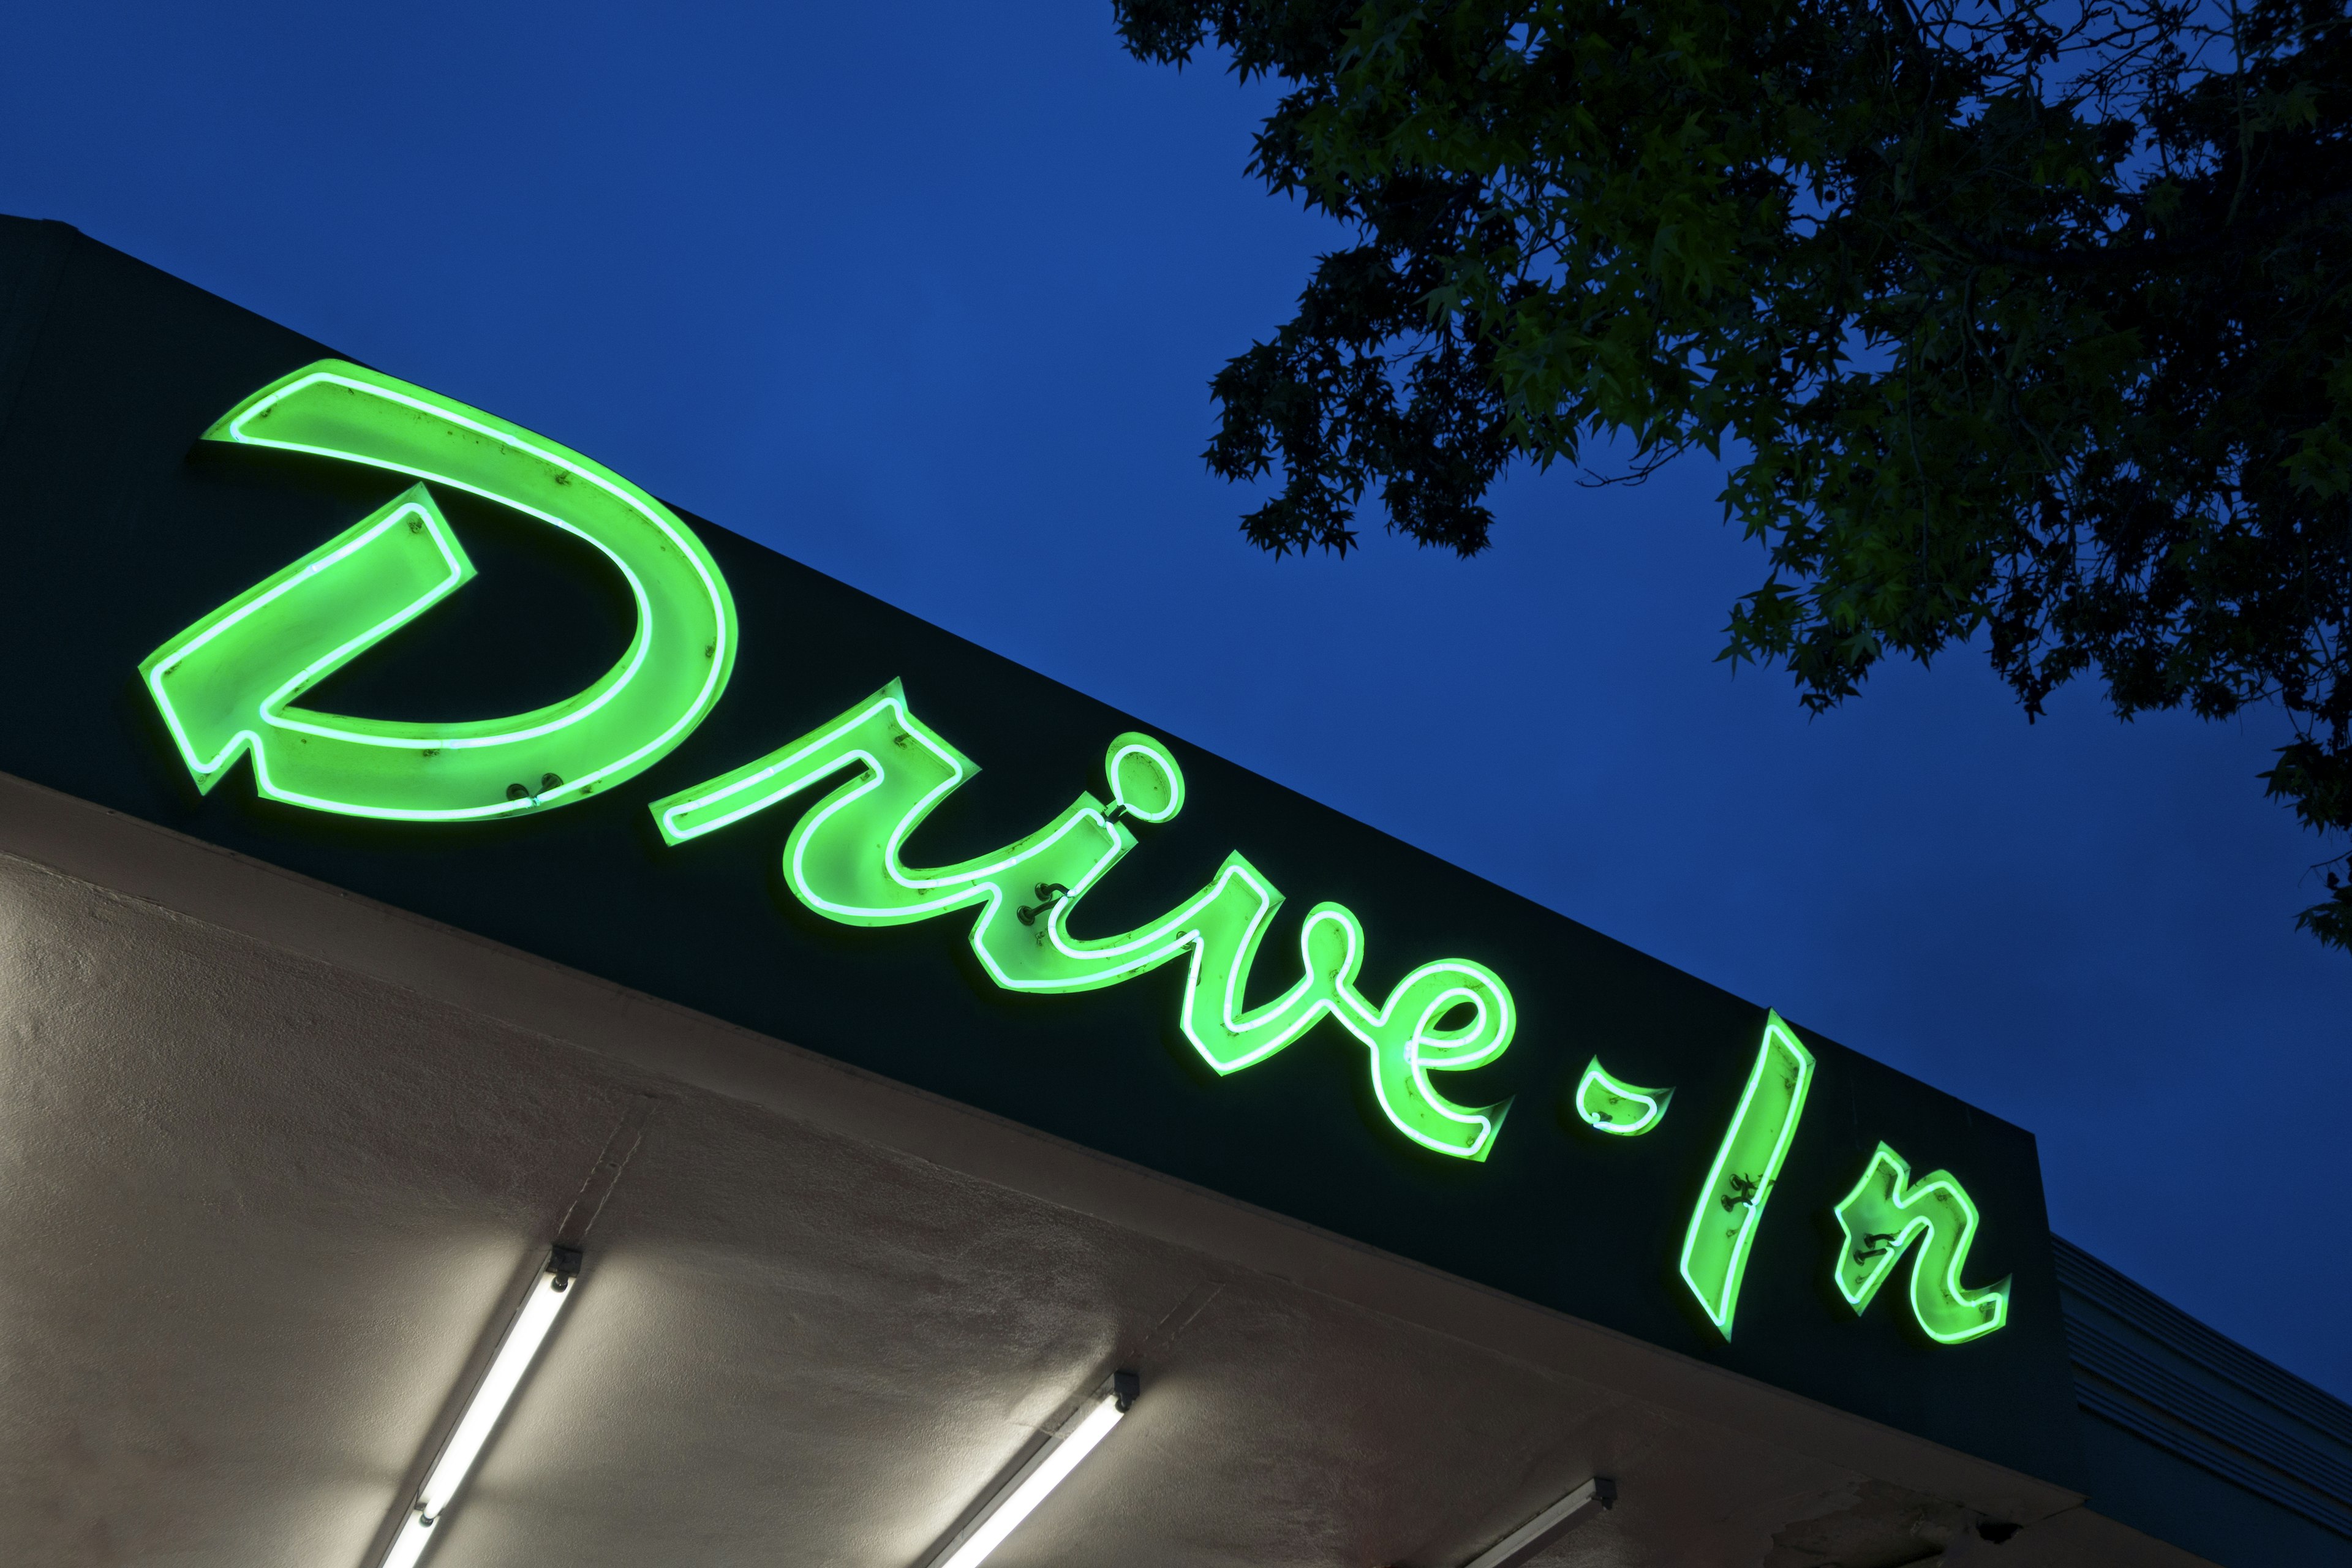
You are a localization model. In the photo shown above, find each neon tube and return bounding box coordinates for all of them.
[374,1248,581,1568]
[927,1379,1132,1568]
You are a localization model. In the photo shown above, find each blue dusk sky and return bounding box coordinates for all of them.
[5,6,2344,1395]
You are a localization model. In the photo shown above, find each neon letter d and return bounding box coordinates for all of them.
[140,361,737,821]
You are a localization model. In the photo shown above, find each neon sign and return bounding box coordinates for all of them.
[131,363,2013,1341]
[140,361,736,821]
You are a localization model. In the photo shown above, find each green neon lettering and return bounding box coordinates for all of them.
[1831,1143,2012,1344]
[1678,1011,1815,1339]
[651,682,1514,1159]
[139,360,737,821]
[1572,1058,1672,1136]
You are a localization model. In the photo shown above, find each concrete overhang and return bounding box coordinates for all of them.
[0,771,2199,1567]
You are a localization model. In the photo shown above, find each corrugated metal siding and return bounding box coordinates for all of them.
[2057,1237,2352,1540]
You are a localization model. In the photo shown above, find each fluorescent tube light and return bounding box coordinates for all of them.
[925,1371,1137,1568]
[1461,1476,1617,1568]
[374,1246,582,1568]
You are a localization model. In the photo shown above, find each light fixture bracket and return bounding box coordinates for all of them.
[549,1244,583,1290]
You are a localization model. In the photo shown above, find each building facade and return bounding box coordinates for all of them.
[0,215,2343,1567]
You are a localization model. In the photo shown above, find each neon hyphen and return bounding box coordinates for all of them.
[1678,1011,1816,1338]
[650,680,1514,1159]
[1831,1144,2011,1344]
[140,361,737,821]
[1571,1058,1673,1136]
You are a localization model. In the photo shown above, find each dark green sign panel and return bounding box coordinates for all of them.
[0,215,2084,1488]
